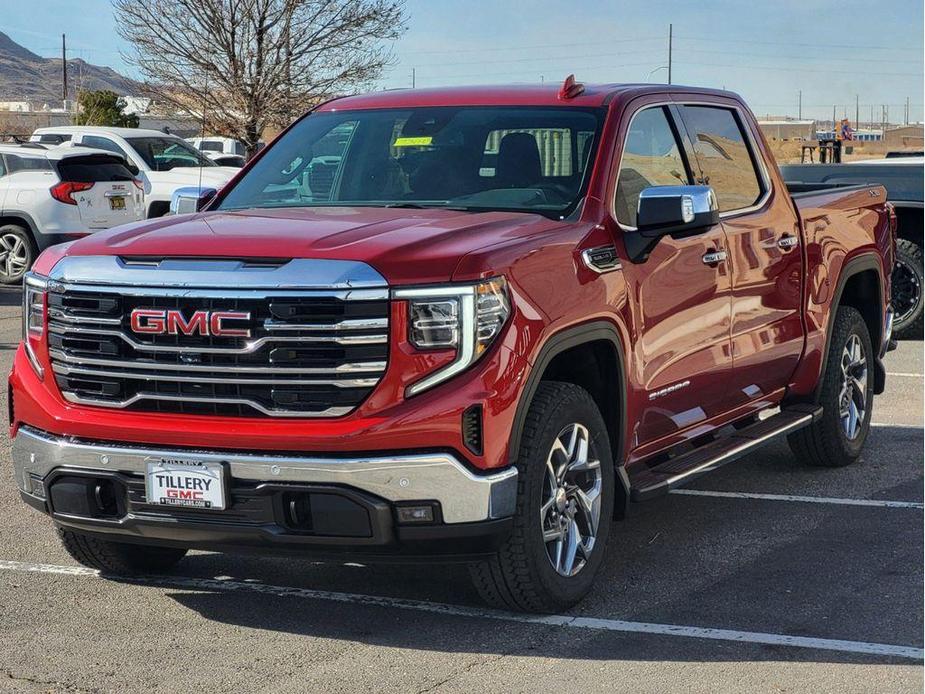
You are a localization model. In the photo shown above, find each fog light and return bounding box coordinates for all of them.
[28,474,46,499]
[396,504,435,524]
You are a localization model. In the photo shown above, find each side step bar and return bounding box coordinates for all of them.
[629,404,822,502]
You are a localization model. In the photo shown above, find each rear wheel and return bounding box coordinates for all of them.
[469,381,614,613]
[892,238,923,339]
[58,528,187,574]
[789,306,874,467]
[0,223,34,284]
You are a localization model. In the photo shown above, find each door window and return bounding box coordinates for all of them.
[82,136,127,157]
[678,105,763,212]
[615,107,690,227]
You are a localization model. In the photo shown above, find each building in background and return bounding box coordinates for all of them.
[758,118,816,140]
[883,124,924,149]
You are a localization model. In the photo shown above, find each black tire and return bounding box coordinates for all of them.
[58,528,187,574]
[892,238,923,340]
[0,223,35,284]
[788,306,874,467]
[469,381,615,613]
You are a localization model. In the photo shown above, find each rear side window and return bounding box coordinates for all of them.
[36,134,71,144]
[615,107,690,227]
[81,135,127,157]
[678,105,763,212]
[199,141,223,152]
[57,155,135,182]
[5,155,52,173]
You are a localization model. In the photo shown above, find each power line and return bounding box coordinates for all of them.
[396,36,664,56]
[674,35,922,52]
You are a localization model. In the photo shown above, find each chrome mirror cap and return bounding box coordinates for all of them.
[169,186,218,215]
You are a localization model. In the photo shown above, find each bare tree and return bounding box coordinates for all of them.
[114,0,406,156]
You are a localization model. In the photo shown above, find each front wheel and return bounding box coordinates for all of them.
[469,381,614,613]
[58,528,187,574]
[0,224,34,284]
[788,305,874,467]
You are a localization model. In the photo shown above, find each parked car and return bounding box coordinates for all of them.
[187,136,263,164]
[0,143,144,283]
[204,153,246,168]
[781,157,923,338]
[12,81,895,612]
[30,127,239,218]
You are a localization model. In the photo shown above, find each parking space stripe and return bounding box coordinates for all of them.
[670,489,923,509]
[886,372,923,377]
[0,559,921,660]
[871,422,923,429]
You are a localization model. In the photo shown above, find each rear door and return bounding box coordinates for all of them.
[56,154,144,229]
[675,101,804,406]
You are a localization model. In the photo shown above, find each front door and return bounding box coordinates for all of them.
[675,102,804,405]
[607,103,734,450]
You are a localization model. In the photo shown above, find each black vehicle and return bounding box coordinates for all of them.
[782,159,924,339]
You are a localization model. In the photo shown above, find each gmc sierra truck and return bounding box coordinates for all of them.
[11,80,895,613]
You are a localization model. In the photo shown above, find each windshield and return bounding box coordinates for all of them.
[127,137,217,171]
[217,106,604,218]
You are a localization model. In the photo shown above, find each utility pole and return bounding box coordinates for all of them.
[798,90,802,119]
[832,105,836,134]
[411,67,415,89]
[906,96,910,125]
[855,95,859,129]
[667,24,673,85]
[61,34,67,104]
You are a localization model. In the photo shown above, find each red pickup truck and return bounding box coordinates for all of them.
[11,80,895,613]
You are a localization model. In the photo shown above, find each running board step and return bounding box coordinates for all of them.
[629,404,822,502]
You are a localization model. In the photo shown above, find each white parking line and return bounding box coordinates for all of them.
[670,489,923,509]
[0,559,921,660]
[886,372,923,377]
[871,422,923,429]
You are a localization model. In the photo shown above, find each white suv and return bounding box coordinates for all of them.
[0,143,145,283]
[31,127,239,218]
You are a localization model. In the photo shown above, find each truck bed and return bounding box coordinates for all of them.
[782,163,923,204]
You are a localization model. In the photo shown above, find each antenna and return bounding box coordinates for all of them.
[198,75,207,196]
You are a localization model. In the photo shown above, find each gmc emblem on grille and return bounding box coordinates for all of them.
[130,308,252,338]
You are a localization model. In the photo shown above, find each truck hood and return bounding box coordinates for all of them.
[57,206,566,284]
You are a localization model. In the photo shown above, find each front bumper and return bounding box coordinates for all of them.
[13,426,517,559]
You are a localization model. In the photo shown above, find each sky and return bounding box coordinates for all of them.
[3,0,923,124]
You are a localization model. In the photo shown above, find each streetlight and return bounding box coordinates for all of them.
[646,65,668,82]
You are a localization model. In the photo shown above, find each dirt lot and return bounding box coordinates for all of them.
[0,286,922,693]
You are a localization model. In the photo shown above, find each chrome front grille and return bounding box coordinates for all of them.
[47,283,390,418]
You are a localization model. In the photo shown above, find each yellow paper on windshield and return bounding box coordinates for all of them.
[393,136,433,147]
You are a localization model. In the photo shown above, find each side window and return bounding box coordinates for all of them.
[615,107,689,227]
[5,155,51,174]
[678,105,763,212]
[0,156,6,177]
[199,141,223,152]
[233,141,245,156]
[82,136,127,157]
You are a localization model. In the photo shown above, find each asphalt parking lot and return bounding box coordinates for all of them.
[0,286,921,693]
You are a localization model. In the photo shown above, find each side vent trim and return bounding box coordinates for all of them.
[581,245,622,274]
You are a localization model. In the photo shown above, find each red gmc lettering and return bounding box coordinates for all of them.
[129,309,251,337]
[166,310,209,336]
[209,311,251,337]
[130,308,166,333]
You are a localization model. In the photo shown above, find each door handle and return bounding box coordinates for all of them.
[702,250,728,265]
[777,235,799,249]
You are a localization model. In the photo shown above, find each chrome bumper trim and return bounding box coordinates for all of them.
[12,426,518,524]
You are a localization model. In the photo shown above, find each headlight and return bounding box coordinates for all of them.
[22,273,47,378]
[394,277,510,395]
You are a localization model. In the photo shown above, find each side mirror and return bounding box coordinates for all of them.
[624,185,719,263]
[169,186,217,215]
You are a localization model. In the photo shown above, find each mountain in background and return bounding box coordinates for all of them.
[0,31,139,103]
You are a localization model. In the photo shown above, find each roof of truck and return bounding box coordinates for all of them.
[317,82,739,112]
[31,126,177,138]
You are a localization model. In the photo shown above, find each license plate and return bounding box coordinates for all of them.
[145,458,226,510]
[109,196,126,210]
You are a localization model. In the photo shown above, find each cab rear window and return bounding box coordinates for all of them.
[56,155,136,182]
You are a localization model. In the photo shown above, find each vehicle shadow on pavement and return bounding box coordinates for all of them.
[101,428,922,667]
[0,288,21,307]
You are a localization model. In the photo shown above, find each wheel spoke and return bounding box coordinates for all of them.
[543,526,564,543]
[560,519,580,575]
[574,487,600,535]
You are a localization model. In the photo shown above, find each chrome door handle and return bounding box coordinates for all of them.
[777,235,799,249]
[702,250,727,265]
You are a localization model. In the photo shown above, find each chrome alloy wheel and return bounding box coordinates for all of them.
[0,232,29,281]
[540,423,603,577]
[838,334,868,441]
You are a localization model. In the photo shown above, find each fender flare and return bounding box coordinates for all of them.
[816,252,885,398]
[507,320,630,516]
[0,210,43,248]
